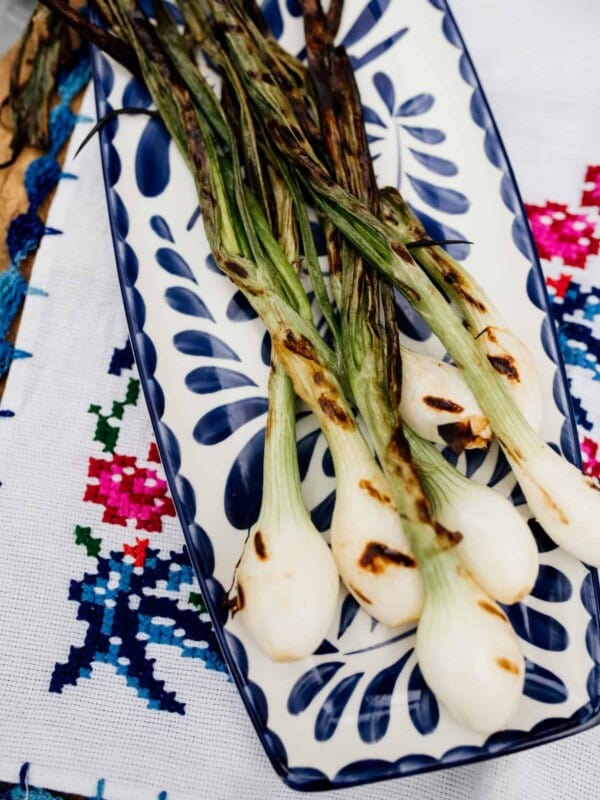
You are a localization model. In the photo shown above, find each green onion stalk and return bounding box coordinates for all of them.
[302,9,525,732]
[379,188,543,433]
[107,0,428,635]
[198,0,600,569]
[105,0,343,661]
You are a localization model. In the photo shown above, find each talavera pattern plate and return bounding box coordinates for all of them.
[91,0,600,791]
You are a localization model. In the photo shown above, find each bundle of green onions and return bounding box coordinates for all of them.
[46,0,600,734]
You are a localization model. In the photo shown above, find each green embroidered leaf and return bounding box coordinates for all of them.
[188,591,206,611]
[93,416,119,452]
[125,378,140,406]
[111,400,125,419]
[74,524,102,558]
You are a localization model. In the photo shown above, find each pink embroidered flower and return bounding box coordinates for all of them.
[526,201,600,268]
[581,165,600,209]
[582,437,600,481]
[84,452,176,531]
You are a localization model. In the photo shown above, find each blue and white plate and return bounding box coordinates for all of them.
[91,0,600,791]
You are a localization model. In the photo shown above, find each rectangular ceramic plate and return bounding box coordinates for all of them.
[91,0,600,791]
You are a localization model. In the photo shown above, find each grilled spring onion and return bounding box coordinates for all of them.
[380,188,544,433]
[403,426,539,604]
[234,362,339,661]
[399,345,491,451]
[230,102,339,662]
[120,0,424,628]
[197,1,600,566]
[303,9,524,733]
[71,0,528,729]
[315,189,600,566]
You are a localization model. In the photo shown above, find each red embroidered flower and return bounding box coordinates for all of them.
[526,201,600,268]
[84,452,176,531]
[582,166,600,209]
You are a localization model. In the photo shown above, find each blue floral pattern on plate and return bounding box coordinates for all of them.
[91,0,600,791]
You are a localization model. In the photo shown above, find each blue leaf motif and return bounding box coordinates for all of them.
[528,518,558,553]
[409,149,458,177]
[309,221,327,257]
[341,0,391,48]
[350,28,409,72]
[530,564,572,603]
[503,603,569,651]
[288,662,345,715]
[261,331,272,366]
[185,366,257,394]
[122,77,152,108]
[156,248,196,281]
[441,446,459,468]
[464,447,487,478]
[362,106,386,128]
[314,639,339,655]
[225,426,265,529]
[407,175,470,215]
[322,447,334,477]
[150,215,174,242]
[173,330,240,361]
[394,290,431,341]
[511,482,526,506]
[487,446,512,487]
[164,287,214,320]
[358,649,413,743]
[402,125,446,145]
[205,253,221,274]
[135,118,171,197]
[408,664,439,735]
[311,490,336,532]
[139,0,183,23]
[523,659,568,704]
[226,289,259,321]
[338,594,360,639]
[187,206,201,231]
[373,72,395,115]
[286,0,302,15]
[261,0,283,38]
[193,397,268,446]
[297,429,321,481]
[396,93,434,117]
[412,209,470,260]
[315,673,364,741]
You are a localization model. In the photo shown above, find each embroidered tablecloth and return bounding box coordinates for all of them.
[0,1,598,799]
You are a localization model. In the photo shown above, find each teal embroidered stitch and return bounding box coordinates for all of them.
[0,51,90,384]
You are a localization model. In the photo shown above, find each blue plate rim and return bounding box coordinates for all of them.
[89,0,600,791]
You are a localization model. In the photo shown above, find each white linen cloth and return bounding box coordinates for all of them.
[0,1,599,798]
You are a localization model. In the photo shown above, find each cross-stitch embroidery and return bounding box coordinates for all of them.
[525,165,600,480]
[50,342,226,713]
